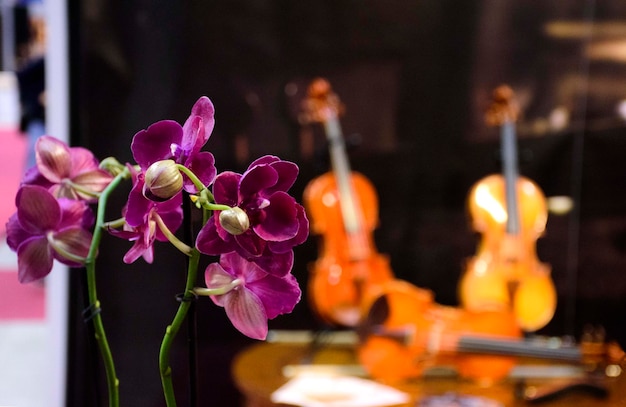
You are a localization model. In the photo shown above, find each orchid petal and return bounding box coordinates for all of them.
[266,160,298,194]
[71,170,114,195]
[240,165,278,199]
[131,120,183,170]
[251,250,293,277]
[17,236,54,283]
[35,136,72,182]
[21,164,50,187]
[253,192,298,241]
[247,273,301,319]
[204,262,236,298]
[222,288,268,340]
[212,172,241,206]
[182,96,215,153]
[125,180,152,227]
[234,232,266,257]
[268,205,309,253]
[123,239,153,264]
[184,151,217,193]
[6,213,33,251]
[16,185,61,233]
[153,195,183,241]
[196,220,234,255]
[52,228,93,263]
[248,155,279,167]
[57,198,94,230]
[68,147,103,176]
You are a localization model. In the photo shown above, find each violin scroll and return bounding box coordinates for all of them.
[298,78,345,126]
[484,84,520,127]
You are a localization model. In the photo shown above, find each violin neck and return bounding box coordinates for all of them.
[366,324,583,363]
[324,115,366,237]
[457,335,581,362]
[501,121,520,235]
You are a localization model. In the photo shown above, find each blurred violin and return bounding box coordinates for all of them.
[358,280,522,385]
[301,78,394,327]
[458,85,556,332]
[357,280,624,385]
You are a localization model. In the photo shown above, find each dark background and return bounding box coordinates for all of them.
[65,1,626,406]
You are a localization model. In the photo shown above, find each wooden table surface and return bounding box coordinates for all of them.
[232,340,626,407]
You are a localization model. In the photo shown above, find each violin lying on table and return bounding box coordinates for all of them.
[301,78,394,327]
[458,85,557,332]
[357,279,624,387]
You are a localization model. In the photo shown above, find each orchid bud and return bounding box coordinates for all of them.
[143,159,183,201]
[219,207,250,235]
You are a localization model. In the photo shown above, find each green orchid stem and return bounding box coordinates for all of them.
[155,214,193,256]
[159,248,201,407]
[176,164,206,193]
[102,217,126,230]
[204,202,231,212]
[193,279,242,296]
[84,169,129,407]
[68,179,102,199]
[174,164,230,211]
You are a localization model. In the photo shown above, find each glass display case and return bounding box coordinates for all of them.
[64,1,626,405]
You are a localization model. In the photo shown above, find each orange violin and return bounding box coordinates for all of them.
[302,78,394,327]
[458,85,556,332]
[358,279,522,385]
[358,279,623,386]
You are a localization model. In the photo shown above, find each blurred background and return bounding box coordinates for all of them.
[3,0,626,406]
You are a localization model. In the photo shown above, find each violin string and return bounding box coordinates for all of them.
[458,336,581,362]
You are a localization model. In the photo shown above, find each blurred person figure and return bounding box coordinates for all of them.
[15,1,46,171]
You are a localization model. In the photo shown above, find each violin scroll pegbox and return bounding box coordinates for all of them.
[298,78,345,126]
[484,84,520,127]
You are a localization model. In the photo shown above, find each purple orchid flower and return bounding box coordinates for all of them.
[21,135,114,202]
[204,251,301,340]
[6,185,95,283]
[108,166,183,263]
[195,155,309,276]
[131,96,217,194]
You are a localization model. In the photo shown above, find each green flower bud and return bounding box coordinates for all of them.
[143,159,183,201]
[219,207,250,235]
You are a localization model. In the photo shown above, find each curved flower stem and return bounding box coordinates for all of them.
[154,214,194,256]
[176,164,206,192]
[192,279,242,296]
[203,202,231,212]
[159,247,201,407]
[85,169,129,407]
[102,217,126,230]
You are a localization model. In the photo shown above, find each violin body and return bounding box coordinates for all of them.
[459,174,556,332]
[358,279,522,384]
[358,280,620,385]
[304,170,394,327]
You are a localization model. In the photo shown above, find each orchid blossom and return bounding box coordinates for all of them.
[6,184,94,283]
[22,135,114,202]
[195,155,308,276]
[111,166,185,262]
[200,251,301,340]
[131,96,217,195]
